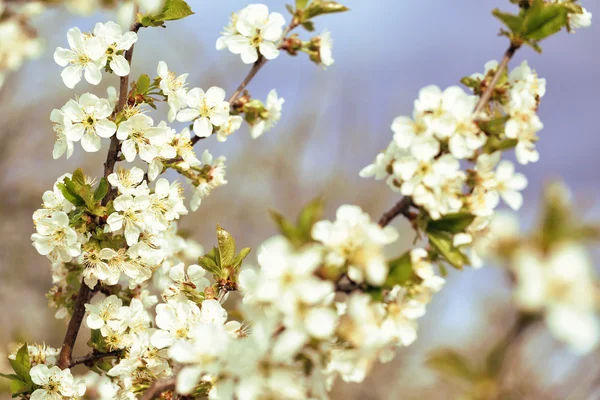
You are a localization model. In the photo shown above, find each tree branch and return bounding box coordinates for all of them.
[56,283,96,369]
[103,21,143,190]
[190,20,300,146]
[69,350,122,368]
[141,377,176,400]
[57,22,143,370]
[473,43,520,115]
[378,197,414,227]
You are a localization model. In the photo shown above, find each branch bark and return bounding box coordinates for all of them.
[56,283,95,369]
[473,43,520,115]
[57,22,143,370]
[141,377,176,400]
[103,21,143,186]
[378,197,414,227]
[69,350,122,368]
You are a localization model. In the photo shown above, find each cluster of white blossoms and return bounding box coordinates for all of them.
[54,21,138,88]
[217,4,286,64]
[13,1,597,400]
[7,343,85,400]
[152,204,445,397]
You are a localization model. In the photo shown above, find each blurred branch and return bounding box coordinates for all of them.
[378,197,414,227]
[70,350,122,367]
[141,377,176,400]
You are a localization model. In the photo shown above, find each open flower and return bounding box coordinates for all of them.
[62,93,117,152]
[157,61,188,121]
[225,4,286,64]
[31,211,81,262]
[29,364,85,400]
[54,27,106,88]
[250,89,284,139]
[116,114,175,163]
[93,21,138,76]
[177,87,230,138]
[106,194,150,246]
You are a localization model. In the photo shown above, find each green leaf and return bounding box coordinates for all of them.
[136,74,151,95]
[477,116,510,136]
[9,344,31,382]
[522,0,569,41]
[0,373,19,381]
[285,4,295,15]
[305,0,349,19]
[159,0,194,21]
[231,247,251,269]
[483,137,518,154]
[10,379,33,396]
[384,252,413,288]
[427,230,470,269]
[94,178,109,201]
[57,182,85,206]
[296,0,309,10]
[301,21,315,31]
[426,349,478,382]
[297,197,325,238]
[198,253,221,276]
[216,225,236,266]
[72,168,86,188]
[492,9,523,33]
[270,209,302,244]
[427,212,475,234]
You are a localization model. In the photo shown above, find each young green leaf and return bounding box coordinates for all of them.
[8,344,31,383]
[93,178,109,201]
[231,247,252,269]
[159,0,194,21]
[384,252,414,288]
[136,74,151,95]
[427,230,470,269]
[296,0,310,10]
[305,0,349,19]
[492,9,523,34]
[427,212,476,234]
[217,225,236,266]
[522,0,569,41]
[57,182,86,207]
[71,168,86,188]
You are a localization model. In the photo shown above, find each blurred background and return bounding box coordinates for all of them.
[0,0,599,398]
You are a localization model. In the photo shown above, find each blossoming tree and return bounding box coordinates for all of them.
[0,0,598,399]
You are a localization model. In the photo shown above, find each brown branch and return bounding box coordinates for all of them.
[103,21,143,197]
[56,283,96,369]
[57,22,143,370]
[141,377,176,400]
[473,43,520,116]
[378,197,414,227]
[190,20,300,146]
[69,350,122,368]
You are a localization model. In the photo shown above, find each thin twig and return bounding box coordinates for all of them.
[141,377,176,400]
[378,197,414,227]
[69,350,122,368]
[190,20,300,146]
[473,43,520,115]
